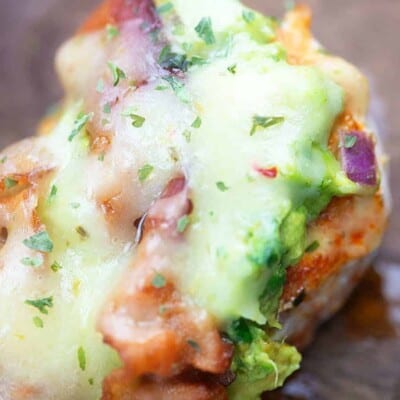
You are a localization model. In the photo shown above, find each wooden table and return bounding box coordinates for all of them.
[0,1,399,399]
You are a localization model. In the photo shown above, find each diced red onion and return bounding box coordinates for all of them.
[340,130,377,186]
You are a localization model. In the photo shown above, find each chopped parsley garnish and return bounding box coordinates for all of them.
[25,296,54,315]
[155,84,168,91]
[98,152,105,161]
[152,273,166,288]
[0,156,7,163]
[156,2,173,14]
[21,257,42,268]
[106,24,120,40]
[189,56,207,67]
[77,346,86,371]
[182,130,192,143]
[227,64,237,74]
[88,378,94,385]
[187,339,201,351]
[162,76,190,103]
[122,109,145,127]
[23,231,54,253]
[305,240,320,253]
[242,10,256,23]
[138,164,154,182]
[250,115,285,136]
[96,78,105,93]
[48,184,57,203]
[107,61,126,86]
[4,177,17,189]
[194,17,216,45]
[158,45,188,71]
[68,112,92,141]
[177,215,190,233]
[227,318,253,343]
[103,102,112,114]
[216,181,229,192]
[191,116,202,128]
[76,226,89,239]
[343,134,358,149]
[33,316,44,328]
[50,261,62,272]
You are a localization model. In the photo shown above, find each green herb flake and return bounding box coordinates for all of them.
[50,261,62,272]
[122,110,145,128]
[21,257,43,268]
[156,2,173,14]
[162,76,190,103]
[96,78,105,93]
[0,156,7,163]
[4,177,17,189]
[77,346,86,371]
[152,273,166,289]
[182,130,192,143]
[187,339,201,351]
[155,84,168,91]
[106,24,120,40]
[194,17,216,45]
[158,45,188,71]
[103,102,112,114]
[177,215,190,233]
[242,10,256,23]
[23,231,54,253]
[88,378,94,385]
[227,64,237,74]
[191,116,202,129]
[68,112,92,141]
[227,318,253,343]
[138,164,154,182]
[305,240,320,253]
[98,152,105,161]
[48,184,58,203]
[70,202,80,209]
[25,296,54,315]
[250,115,285,136]
[33,316,44,328]
[107,61,126,86]
[76,226,89,239]
[343,134,358,149]
[216,181,229,192]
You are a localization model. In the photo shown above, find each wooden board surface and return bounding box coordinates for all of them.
[0,1,399,399]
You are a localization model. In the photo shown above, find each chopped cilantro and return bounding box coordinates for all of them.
[155,84,168,91]
[152,273,166,288]
[177,215,190,233]
[182,130,192,142]
[98,152,105,161]
[122,109,145,128]
[107,61,126,86]
[88,378,94,385]
[305,240,320,253]
[103,102,112,114]
[227,64,237,74]
[343,134,358,149]
[50,261,62,272]
[77,346,86,371]
[189,56,207,67]
[156,2,173,14]
[216,181,229,192]
[194,17,216,45]
[106,24,120,40]
[162,76,190,103]
[25,296,53,315]
[4,177,17,189]
[21,257,42,268]
[23,231,54,253]
[48,184,57,203]
[96,78,105,93]
[76,226,89,239]
[33,316,44,328]
[138,164,154,182]
[187,339,201,351]
[227,318,253,343]
[250,115,285,136]
[191,116,202,128]
[68,112,92,141]
[158,45,188,71]
[242,10,256,23]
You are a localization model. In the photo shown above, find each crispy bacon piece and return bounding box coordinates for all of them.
[99,177,233,381]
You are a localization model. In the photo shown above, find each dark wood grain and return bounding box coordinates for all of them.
[0,1,399,399]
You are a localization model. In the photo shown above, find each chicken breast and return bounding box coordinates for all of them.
[0,1,388,399]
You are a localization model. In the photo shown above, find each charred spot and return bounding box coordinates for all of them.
[0,227,8,249]
[216,369,236,387]
[292,289,306,307]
